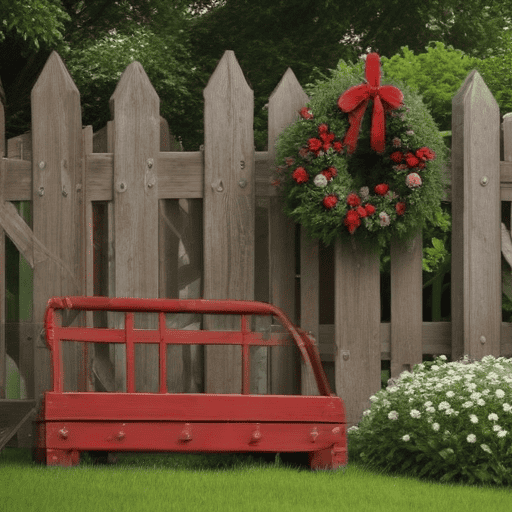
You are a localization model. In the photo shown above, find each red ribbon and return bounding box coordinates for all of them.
[338,53,403,154]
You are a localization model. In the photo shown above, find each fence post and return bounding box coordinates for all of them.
[203,51,255,393]
[451,70,501,361]
[335,240,380,429]
[31,52,85,399]
[109,61,160,392]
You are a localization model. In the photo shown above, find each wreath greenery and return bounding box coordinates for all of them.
[273,54,448,252]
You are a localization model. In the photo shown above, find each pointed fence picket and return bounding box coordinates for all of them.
[1,50,512,449]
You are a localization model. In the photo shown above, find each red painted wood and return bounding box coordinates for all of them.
[41,393,344,422]
[38,297,346,469]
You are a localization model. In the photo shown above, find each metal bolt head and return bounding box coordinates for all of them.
[62,187,68,197]
[38,161,46,170]
[480,335,486,344]
[239,179,247,188]
[58,427,69,439]
[38,187,45,197]
[480,176,489,186]
[147,158,154,168]
[116,181,127,193]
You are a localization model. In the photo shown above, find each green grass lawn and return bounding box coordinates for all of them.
[1,448,511,512]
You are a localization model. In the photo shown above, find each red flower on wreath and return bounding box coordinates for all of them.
[390,151,404,163]
[292,167,309,183]
[416,147,435,161]
[344,210,361,234]
[322,167,337,180]
[333,141,343,153]
[375,183,389,196]
[356,206,367,218]
[300,107,314,120]
[365,204,376,216]
[395,202,406,215]
[323,194,338,209]
[405,152,420,168]
[318,123,329,134]
[347,193,361,207]
[308,138,323,154]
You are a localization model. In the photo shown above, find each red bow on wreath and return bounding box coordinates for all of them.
[338,53,403,155]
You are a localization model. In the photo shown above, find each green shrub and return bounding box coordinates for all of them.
[348,355,512,487]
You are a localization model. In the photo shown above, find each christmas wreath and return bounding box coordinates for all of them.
[273,53,447,251]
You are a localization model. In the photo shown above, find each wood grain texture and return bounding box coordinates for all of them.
[268,68,308,394]
[31,52,85,399]
[203,51,254,393]
[335,239,380,428]
[110,61,160,392]
[390,234,423,378]
[0,160,5,398]
[451,70,501,361]
[300,228,320,395]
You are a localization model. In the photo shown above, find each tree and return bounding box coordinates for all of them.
[380,42,478,131]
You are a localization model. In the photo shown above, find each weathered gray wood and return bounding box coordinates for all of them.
[390,234,423,378]
[335,239,380,428]
[0,160,5,398]
[31,51,85,399]
[203,51,254,393]
[300,228,320,395]
[451,70,501,361]
[0,400,36,451]
[110,61,160,392]
[268,68,308,393]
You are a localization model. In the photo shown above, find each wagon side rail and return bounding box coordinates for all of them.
[44,296,333,396]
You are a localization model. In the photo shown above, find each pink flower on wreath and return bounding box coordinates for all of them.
[406,173,422,188]
[292,167,309,184]
[392,137,402,148]
[298,147,309,158]
[285,157,295,167]
[379,212,390,226]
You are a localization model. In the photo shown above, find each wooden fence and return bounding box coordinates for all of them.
[1,50,512,450]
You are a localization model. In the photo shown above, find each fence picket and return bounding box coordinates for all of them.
[390,234,423,378]
[268,68,308,394]
[31,52,85,398]
[203,51,255,393]
[335,240,380,428]
[110,61,160,392]
[451,70,501,361]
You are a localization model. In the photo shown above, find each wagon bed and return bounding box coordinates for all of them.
[34,297,347,470]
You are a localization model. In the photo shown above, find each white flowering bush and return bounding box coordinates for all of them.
[347,355,512,486]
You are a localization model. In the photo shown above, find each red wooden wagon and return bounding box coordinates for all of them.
[34,296,347,470]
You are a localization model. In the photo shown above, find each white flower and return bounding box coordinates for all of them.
[486,372,499,381]
[477,399,486,406]
[432,422,440,431]
[426,407,436,413]
[470,414,479,424]
[438,355,447,361]
[470,392,482,400]
[379,212,390,227]
[388,410,399,420]
[462,401,473,409]
[503,403,512,412]
[431,365,440,371]
[363,409,371,416]
[406,130,414,136]
[488,413,499,421]
[497,430,508,438]
[482,389,490,396]
[493,425,502,432]
[424,401,433,407]
[369,395,378,403]
[438,401,450,411]
[359,186,369,199]
[445,408,456,416]
[402,434,410,442]
[313,174,328,188]
[410,409,421,419]
[446,391,455,398]
[496,389,505,399]
[467,434,477,443]
[347,426,359,433]
[480,444,492,454]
